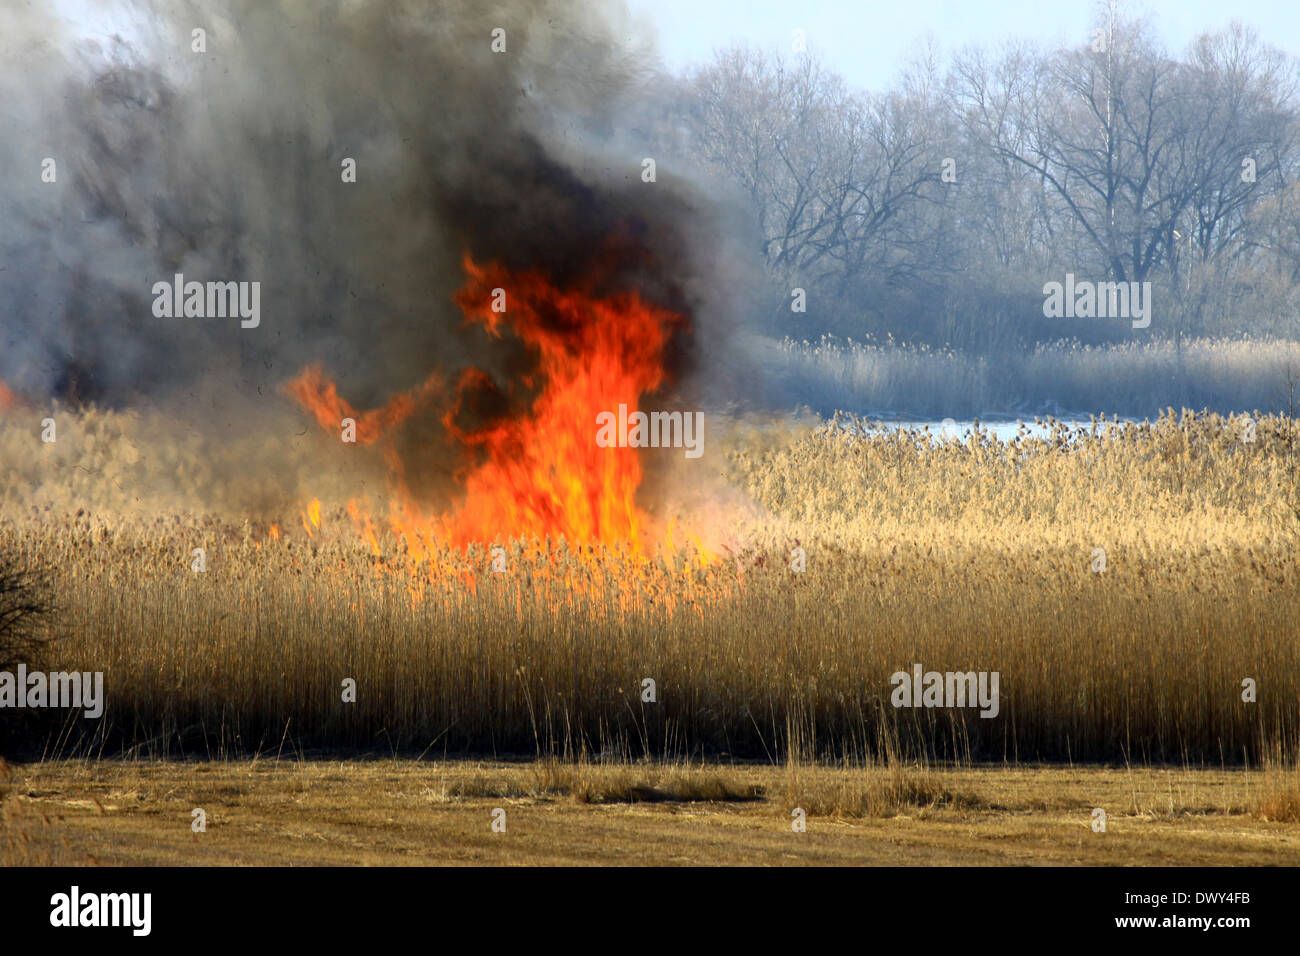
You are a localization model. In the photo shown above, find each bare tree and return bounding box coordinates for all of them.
[0,553,52,671]
[685,46,943,323]
[679,14,1300,350]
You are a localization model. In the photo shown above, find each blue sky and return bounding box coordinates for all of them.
[625,0,1300,91]
[52,1,1300,94]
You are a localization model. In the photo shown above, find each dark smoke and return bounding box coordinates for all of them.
[0,0,753,415]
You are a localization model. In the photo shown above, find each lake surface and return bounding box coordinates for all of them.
[835,416,1134,442]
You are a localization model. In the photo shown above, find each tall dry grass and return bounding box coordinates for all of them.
[766,334,1300,418]
[1,405,1297,764]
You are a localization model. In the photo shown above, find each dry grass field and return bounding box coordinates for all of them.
[4,758,1300,866]
[2,404,1298,762]
[770,334,1300,418]
[2,403,1300,863]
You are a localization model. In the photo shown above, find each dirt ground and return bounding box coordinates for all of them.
[4,759,1298,866]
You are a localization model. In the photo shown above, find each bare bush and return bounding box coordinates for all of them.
[0,552,52,671]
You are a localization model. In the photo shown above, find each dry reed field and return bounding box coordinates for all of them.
[5,758,1300,866]
[767,335,1300,418]
[2,404,1298,770]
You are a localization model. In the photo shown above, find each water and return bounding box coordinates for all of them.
[833,415,1134,442]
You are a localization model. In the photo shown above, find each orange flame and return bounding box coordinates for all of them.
[347,500,381,556]
[439,256,678,550]
[284,366,440,445]
[285,254,685,562]
[300,498,322,537]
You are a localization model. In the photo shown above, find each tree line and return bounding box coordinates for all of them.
[672,13,1300,354]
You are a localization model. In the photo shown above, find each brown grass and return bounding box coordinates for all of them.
[1254,746,1300,822]
[0,406,1297,763]
[771,334,1300,417]
[1256,786,1300,822]
[782,762,982,818]
[530,758,764,804]
[2,758,1296,866]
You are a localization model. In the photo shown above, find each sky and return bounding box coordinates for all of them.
[49,0,1300,94]
[624,0,1300,91]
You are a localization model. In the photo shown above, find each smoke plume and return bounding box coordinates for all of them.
[0,0,749,417]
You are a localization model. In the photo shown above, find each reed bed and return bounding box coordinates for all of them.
[767,334,1300,418]
[2,406,1298,764]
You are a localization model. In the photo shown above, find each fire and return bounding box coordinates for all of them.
[0,380,20,412]
[286,253,690,564]
[301,498,321,537]
[440,255,678,550]
[347,500,381,556]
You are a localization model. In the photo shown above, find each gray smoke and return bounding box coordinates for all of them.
[0,0,754,415]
